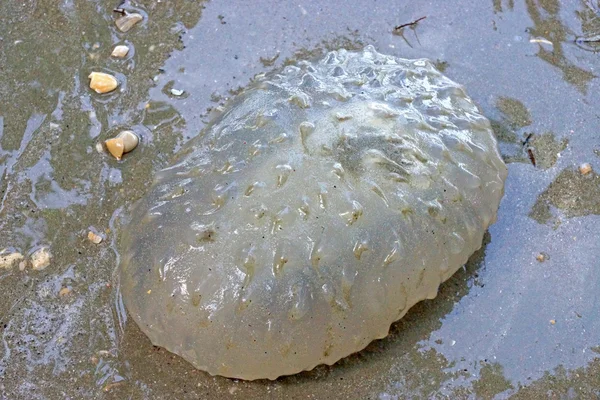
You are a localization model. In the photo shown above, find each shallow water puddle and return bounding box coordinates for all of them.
[1,0,599,398]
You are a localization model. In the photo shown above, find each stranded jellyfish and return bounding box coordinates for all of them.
[119,46,507,380]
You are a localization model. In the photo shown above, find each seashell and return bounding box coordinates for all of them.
[88,72,118,94]
[0,250,24,269]
[115,13,143,32]
[120,46,507,380]
[117,130,139,153]
[30,247,51,271]
[111,45,130,58]
[105,130,139,160]
[105,138,124,160]
[88,231,103,244]
[579,163,592,175]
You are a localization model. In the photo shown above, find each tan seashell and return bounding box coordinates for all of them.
[105,131,139,160]
[579,163,592,175]
[111,45,130,58]
[115,13,143,32]
[88,231,103,244]
[105,138,125,160]
[117,130,139,153]
[89,72,118,94]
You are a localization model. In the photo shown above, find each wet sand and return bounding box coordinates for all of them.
[1,0,599,398]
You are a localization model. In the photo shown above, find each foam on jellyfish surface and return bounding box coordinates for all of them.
[119,45,507,380]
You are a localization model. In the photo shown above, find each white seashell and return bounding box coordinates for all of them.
[117,130,139,153]
[111,45,130,58]
[0,251,24,269]
[30,247,51,271]
[115,13,143,32]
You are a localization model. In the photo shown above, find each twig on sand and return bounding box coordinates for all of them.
[522,133,534,147]
[393,16,427,33]
[113,2,127,15]
[527,148,536,167]
[575,34,600,43]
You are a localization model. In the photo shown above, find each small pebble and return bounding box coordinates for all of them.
[59,287,72,297]
[88,231,103,244]
[31,248,51,271]
[89,72,118,94]
[111,45,130,58]
[579,163,592,175]
[115,13,143,32]
[536,253,546,262]
[550,319,556,325]
[103,382,124,392]
[0,251,24,269]
[171,88,184,96]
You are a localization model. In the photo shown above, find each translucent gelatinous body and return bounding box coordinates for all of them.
[119,46,507,380]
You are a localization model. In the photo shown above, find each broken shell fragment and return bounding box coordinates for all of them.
[579,163,592,175]
[0,251,24,269]
[111,45,130,58]
[105,130,139,160]
[88,231,103,244]
[30,247,51,271]
[115,13,143,32]
[89,72,118,94]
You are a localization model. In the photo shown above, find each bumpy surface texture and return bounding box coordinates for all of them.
[120,46,507,380]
